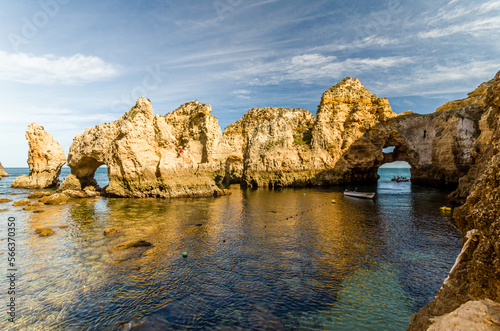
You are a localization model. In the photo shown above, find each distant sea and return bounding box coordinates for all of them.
[0,167,460,330]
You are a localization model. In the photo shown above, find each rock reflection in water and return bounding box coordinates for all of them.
[0,181,460,330]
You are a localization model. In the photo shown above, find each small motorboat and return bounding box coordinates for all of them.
[343,189,376,199]
[391,176,411,182]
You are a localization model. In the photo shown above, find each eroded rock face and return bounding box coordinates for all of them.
[11,123,66,189]
[407,71,500,330]
[223,107,316,187]
[0,162,8,177]
[63,98,229,198]
[61,76,494,195]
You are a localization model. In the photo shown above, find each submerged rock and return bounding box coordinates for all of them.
[35,227,55,237]
[12,199,30,206]
[0,162,8,177]
[110,240,152,252]
[11,123,66,189]
[103,227,120,236]
[28,191,52,199]
[107,240,153,263]
[0,198,11,203]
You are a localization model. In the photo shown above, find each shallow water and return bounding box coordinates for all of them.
[0,167,461,330]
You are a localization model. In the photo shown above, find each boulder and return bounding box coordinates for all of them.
[12,199,30,206]
[11,123,66,189]
[39,193,70,205]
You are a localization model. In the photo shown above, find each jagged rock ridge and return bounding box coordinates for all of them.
[62,98,229,198]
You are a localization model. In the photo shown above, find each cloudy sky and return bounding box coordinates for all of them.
[1,0,499,166]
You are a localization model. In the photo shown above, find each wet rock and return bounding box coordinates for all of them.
[62,189,88,198]
[59,225,68,228]
[23,206,37,211]
[0,209,8,212]
[29,202,45,207]
[8,193,18,195]
[28,191,52,199]
[11,123,66,189]
[13,199,30,206]
[0,198,11,203]
[39,193,70,205]
[58,174,82,191]
[104,227,120,236]
[35,227,55,237]
[110,240,152,252]
[33,210,44,213]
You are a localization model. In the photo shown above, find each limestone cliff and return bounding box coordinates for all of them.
[313,77,396,183]
[223,107,316,187]
[222,78,399,188]
[407,70,500,330]
[11,123,66,189]
[62,98,229,198]
[0,162,8,177]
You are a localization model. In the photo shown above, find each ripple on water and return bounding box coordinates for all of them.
[0,173,461,330]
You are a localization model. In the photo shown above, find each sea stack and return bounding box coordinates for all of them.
[11,123,66,189]
[0,162,8,177]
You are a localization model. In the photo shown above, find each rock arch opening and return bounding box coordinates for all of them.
[67,156,108,190]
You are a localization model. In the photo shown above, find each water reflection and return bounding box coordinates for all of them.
[0,174,461,330]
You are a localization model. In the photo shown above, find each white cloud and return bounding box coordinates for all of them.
[376,60,500,96]
[419,16,500,38]
[313,36,401,53]
[226,53,414,85]
[0,51,120,85]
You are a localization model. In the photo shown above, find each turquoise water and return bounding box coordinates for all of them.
[0,167,461,330]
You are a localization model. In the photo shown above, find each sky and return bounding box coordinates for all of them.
[1,0,500,166]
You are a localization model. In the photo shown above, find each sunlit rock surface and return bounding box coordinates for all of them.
[62,98,229,198]
[408,71,500,330]
[11,123,66,189]
[0,162,8,177]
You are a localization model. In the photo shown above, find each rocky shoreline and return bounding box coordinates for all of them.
[7,70,500,329]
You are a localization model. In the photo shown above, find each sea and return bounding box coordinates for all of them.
[0,167,461,330]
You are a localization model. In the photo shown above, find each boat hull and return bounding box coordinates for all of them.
[343,192,376,199]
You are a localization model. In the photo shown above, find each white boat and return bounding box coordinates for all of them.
[391,176,411,182]
[343,190,376,199]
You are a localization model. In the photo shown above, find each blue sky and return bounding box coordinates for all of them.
[1,0,500,166]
